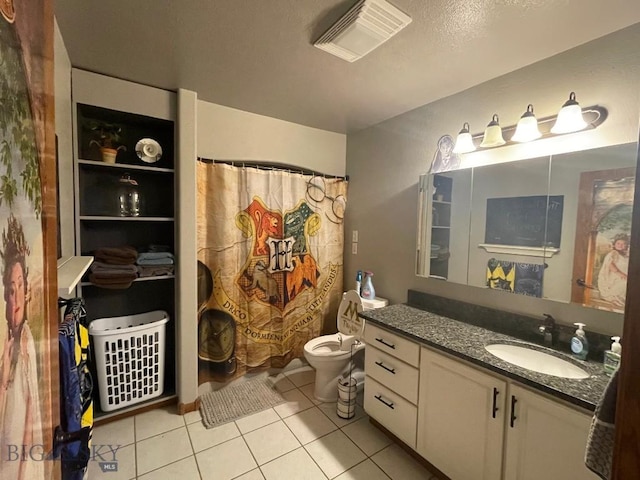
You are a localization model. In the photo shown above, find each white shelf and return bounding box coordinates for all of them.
[80,274,174,287]
[78,158,174,173]
[478,243,560,258]
[57,256,94,296]
[80,216,174,222]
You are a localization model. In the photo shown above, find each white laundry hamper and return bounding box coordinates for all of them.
[89,310,169,412]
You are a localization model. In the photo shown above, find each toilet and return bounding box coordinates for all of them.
[304,290,388,402]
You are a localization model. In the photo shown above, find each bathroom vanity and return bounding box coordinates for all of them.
[361,303,606,480]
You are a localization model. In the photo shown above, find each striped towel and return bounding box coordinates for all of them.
[585,369,618,479]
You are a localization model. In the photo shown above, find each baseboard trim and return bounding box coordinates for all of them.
[178,398,200,415]
[94,396,177,427]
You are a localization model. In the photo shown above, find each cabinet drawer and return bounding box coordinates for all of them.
[364,376,417,448]
[364,324,420,367]
[365,347,419,404]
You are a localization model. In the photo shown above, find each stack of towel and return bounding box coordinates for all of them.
[89,246,139,289]
[136,246,174,277]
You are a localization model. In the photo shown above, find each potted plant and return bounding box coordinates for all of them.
[88,121,127,163]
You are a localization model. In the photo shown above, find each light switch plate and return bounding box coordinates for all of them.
[352,230,358,242]
[352,242,358,254]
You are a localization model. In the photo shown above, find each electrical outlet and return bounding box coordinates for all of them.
[352,230,358,242]
[352,242,358,254]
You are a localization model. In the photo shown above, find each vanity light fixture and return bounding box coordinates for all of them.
[453,99,607,154]
[480,114,506,148]
[551,92,588,134]
[511,104,542,143]
[453,122,477,154]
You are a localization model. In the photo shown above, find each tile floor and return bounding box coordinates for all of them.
[88,366,441,480]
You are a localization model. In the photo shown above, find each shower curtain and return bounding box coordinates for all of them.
[197,161,347,384]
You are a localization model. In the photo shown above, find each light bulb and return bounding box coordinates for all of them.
[480,114,506,148]
[511,104,542,142]
[551,92,588,134]
[453,122,476,154]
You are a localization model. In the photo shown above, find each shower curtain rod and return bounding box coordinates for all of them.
[197,157,349,181]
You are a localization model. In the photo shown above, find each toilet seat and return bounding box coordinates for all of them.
[304,333,353,360]
[303,291,366,360]
[303,291,370,402]
[336,290,365,340]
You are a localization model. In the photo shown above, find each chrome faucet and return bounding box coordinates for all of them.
[538,313,557,347]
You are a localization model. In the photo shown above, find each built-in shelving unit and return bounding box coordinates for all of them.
[72,69,178,420]
[429,175,452,279]
[78,158,175,173]
[79,216,175,221]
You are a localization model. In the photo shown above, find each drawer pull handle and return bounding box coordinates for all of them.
[492,387,499,418]
[375,337,396,349]
[375,361,396,374]
[374,394,395,409]
[510,395,518,428]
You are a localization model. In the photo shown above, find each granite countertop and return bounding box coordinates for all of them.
[360,303,611,411]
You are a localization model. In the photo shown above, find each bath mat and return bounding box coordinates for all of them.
[199,376,287,428]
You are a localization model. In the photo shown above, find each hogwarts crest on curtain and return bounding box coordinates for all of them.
[197,161,346,384]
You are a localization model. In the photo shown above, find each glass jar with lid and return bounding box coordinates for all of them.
[116,173,141,217]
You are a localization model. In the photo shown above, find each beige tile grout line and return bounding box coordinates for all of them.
[130,416,196,479]
[183,414,204,480]
[122,378,423,479]
[133,415,137,480]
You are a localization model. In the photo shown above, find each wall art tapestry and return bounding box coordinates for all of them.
[572,168,635,313]
[0,0,57,478]
[197,162,346,384]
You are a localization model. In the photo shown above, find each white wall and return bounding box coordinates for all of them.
[54,20,74,257]
[345,25,640,336]
[197,101,346,176]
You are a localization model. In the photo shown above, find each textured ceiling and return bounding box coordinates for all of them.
[55,1,640,134]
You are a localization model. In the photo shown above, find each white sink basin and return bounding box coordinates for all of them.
[485,344,590,379]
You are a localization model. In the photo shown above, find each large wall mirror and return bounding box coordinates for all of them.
[417,141,638,314]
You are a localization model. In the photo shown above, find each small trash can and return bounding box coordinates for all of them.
[89,310,169,412]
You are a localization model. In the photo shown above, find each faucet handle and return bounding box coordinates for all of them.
[542,313,556,326]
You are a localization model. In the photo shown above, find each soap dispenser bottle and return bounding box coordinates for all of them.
[360,271,375,299]
[603,336,622,376]
[571,323,589,360]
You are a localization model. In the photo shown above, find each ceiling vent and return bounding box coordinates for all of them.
[313,0,412,62]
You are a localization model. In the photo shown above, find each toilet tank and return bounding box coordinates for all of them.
[361,297,388,311]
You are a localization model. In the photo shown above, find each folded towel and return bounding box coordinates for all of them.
[89,272,137,289]
[137,252,174,261]
[94,246,138,265]
[147,244,172,253]
[585,369,618,479]
[90,262,139,274]
[138,265,174,277]
[137,257,175,266]
[89,270,138,279]
[89,271,138,281]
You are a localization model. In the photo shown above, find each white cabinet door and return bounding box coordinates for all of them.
[417,348,506,480]
[504,384,599,480]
